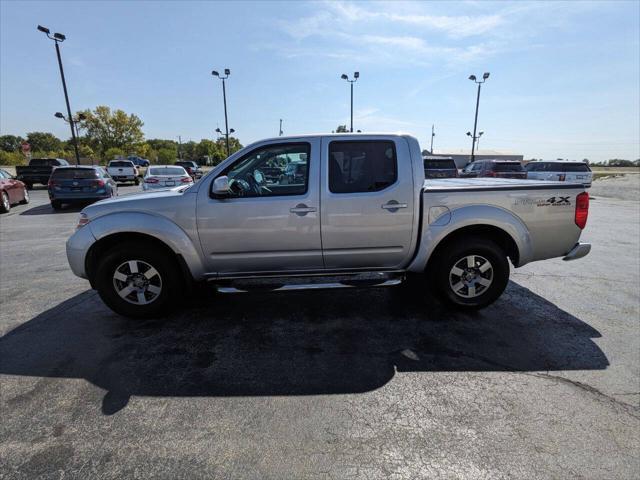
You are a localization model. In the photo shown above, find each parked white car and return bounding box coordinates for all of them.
[107,160,139,185]
[525,161,592,187]
[143,165,193,190]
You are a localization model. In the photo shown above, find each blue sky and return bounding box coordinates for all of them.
[1,0,638,161]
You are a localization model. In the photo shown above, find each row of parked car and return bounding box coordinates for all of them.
[0,157,207,213]
[423,157,593,187]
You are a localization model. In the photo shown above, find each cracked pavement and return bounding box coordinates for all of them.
[1,176,639,479]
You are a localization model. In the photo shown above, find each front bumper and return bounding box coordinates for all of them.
[563,242,591,261]
[66,224,97,279]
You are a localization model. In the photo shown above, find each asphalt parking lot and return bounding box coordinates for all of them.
[1,177,639,479]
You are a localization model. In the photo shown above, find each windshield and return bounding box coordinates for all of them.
[493,163,524,172]
[51,168,98,179]
[424,160,456,169]
[109,161,134,167]
[149,167,186,176]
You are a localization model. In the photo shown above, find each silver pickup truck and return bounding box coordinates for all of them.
[66,134,591,318]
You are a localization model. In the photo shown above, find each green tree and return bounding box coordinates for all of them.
[180,141,197,161]
[146,138,178,151]
[607,159,635,167]
[133,143,153,159]
[79,145,95,159]
[157,147,178,164]
[195,139,218,159]
[0,151,26,166]
[0,135,24,152]
[79,106,144,158]
[104,147,125,161]
[26,132,62,152]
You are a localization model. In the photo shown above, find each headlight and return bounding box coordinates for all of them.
[76,212,90,229]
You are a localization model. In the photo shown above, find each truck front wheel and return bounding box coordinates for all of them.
[431,236,509,310]
[94,242,181,318]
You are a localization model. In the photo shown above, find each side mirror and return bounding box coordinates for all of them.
[211,175,231,197]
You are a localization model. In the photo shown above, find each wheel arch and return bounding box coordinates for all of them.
[425,224,520,274]
[408,204,533,272]
[85,232,195,289]
[83,211,206,287]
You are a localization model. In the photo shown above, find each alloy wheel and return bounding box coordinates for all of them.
[449,255,494,298]
[112,259,163,305]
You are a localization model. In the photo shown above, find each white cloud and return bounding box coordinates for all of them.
[387,13,504,38]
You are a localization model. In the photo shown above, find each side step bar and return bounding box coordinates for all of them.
[216,275,404,294]
[218,279,402,294]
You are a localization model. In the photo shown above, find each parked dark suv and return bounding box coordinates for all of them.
[48,166,117,210]
[175,161,203,179]
[460,160,526,179]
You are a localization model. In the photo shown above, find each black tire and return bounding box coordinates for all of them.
[134,177,140,186]
[430,236,509,310]
[20,189,30,204]
[51,200,62,210]
[94,242,182,318]
[24,182,33,190]
[0,191,10,213]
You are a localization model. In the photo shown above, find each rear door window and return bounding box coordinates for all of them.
[329,141,397,193]
[561,163,591,172]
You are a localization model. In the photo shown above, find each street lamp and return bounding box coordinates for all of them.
[468,72,490,163]
[466,130,484,153]
[341,71,359,132]
[38,25,80,165]
[54,112,85,141]
[212,68,231,157]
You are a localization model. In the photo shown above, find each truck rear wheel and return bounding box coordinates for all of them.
[431,236,509,310]
[94,242,181,318]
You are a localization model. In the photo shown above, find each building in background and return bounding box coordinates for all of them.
[422,148,524,169]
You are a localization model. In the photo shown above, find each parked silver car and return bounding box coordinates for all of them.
[66,134,590,318]
[142,165,193,191]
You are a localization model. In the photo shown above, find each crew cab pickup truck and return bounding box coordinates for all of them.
[66,134,591,318]
[16,158,70,188]
[106,160,139,185]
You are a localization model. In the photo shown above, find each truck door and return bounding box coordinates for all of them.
[320,138,416,269]
[196,139,323,274]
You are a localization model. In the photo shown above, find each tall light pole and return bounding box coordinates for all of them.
[430,124,435,153]
[38,25,80,165]
[468,72,490,163]
[340,71,359,132]
[212,68,231,157]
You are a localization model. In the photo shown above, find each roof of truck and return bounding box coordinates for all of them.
[255,132,414,142]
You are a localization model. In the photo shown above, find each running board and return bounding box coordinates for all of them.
[217,278,403,294]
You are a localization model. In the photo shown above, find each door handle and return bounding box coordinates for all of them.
[290,204,316,216]
[381,201,408,211]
